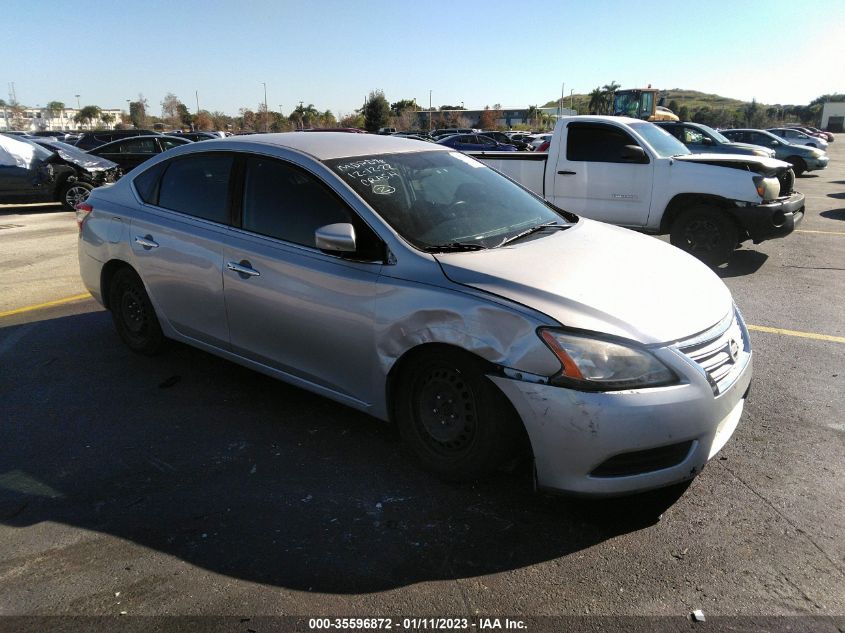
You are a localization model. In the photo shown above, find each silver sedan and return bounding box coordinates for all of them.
[77,132,752,496]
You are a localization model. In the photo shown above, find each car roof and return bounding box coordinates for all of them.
[216,131,448,160]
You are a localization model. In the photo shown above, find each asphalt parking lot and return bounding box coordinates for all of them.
[0,138,843,630]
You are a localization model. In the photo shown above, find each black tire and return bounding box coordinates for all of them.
[395,349,521,481]
[108,268,165,355]
[60,181,93,211]
[669,206,738,266]
[786,156,806,177]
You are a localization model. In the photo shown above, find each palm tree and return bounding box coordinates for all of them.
[588,88,604,114]
[74,105,101,130]
[525,105,539,128]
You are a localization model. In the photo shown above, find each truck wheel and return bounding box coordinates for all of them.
[786,157,806,176]
[60,181,93,211]
[394,349,520,482]
[670,206,738,266]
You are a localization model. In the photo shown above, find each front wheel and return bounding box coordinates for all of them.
[395,349,521,482]
[108,268,165,355]
[60,181,93,211]
[670,206,738,266]
[786,156,807,177]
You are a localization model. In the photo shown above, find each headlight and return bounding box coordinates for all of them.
[539,329,679,391]
[752,149,769,157]
[808,148,823,158]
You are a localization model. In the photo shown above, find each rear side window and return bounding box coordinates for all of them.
[567,124,638,163]
[133,162,167,204]
[241,157,352,247]
[120,138,157,154]
[157,155,233,223]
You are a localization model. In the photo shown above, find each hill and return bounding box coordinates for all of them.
[541,88,756,114]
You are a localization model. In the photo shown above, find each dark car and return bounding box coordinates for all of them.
[88,135,192,172]
[168,131,220,142]
[481,130,530,150]
[75,129,161,151]
[0,134,118,209]
[654,121,775,157]
[436,134,517,152]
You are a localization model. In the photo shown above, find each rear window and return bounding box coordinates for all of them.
[157,155,234,223]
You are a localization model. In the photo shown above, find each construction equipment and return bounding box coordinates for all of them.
[612,88,679,122]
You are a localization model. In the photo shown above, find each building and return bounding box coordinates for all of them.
[821,102,845,132]
[0,106,124,132]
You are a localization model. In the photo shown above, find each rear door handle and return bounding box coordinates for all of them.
[557,170,577,175]
[134,235,159,249]
[227,260,260,277]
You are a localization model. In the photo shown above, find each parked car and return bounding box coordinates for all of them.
[655,122,775,157]
[437,134,517,152]
[767,127,828,150]
[77,132,752,496]
[481,130,530,150]
[786,125,833,143]
[87,135,192,172]
[475,117,804,265]
[527,134,553,150]
[535,140,550,152]
[431,128,474,138]
[721,129,828,176]
[75,129,161,151]
[0,134,118,209]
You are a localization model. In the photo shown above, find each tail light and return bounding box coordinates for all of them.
[75,202,93,230]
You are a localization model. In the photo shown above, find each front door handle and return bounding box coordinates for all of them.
[557,170,577,175]
[134,235,159,249]
[227,260,260,277]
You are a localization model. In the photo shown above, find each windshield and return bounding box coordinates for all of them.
[696,124,730,144]
[326,150,573,250]
[629,122,690,157]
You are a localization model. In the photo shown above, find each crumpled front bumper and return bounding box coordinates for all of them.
[736,192,804,244]
[489,343,752,496]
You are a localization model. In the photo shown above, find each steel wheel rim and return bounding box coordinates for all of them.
[414,365,477,453]
[121,286,147,335]
[684,217,720,252]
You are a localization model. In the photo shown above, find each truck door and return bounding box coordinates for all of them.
[550,122,653,227]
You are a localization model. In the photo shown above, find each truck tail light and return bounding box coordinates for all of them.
[75,202,93,230]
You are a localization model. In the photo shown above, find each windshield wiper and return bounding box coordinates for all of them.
[422,242,488,253]
[496,221,567,248]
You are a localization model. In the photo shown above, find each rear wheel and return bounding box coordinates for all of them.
[108,268,165,355]
[60,181,93,211]
[786,156,807,176]
[395,349,521,481]
[670,206,738,266]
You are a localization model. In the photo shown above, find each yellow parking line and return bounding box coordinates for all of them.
[0,293,92,319]
[748,324,845,344]
[796,229,845,236]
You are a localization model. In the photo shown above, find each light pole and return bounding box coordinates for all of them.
[570,89,574,112]
[559,82,564,117]
[261,82,268,132]
[75,94,80,109]
[429,90,432,132]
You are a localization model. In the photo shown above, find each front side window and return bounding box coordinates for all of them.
[326,151,571,250]
[683,127,706,144]
[567,124,641,162]
[159,138,186,151]
[241,157,353,248]
[157,154,233,223]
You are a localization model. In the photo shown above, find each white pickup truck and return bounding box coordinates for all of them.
[472,115,805,264]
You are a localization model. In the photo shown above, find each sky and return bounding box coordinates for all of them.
[5,0,844,118]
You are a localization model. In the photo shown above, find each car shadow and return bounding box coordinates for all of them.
[820,209,845,221]
[715,250,768,278]
[796,174,818,179]
[826,192,845,200]
[0,311,683,594]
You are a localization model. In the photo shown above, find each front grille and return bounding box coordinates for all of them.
[590,441,694,478]
[678,314,747,395]
[777,168,795,196]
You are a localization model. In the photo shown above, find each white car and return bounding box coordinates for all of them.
[77,132,752,496]
[768,127,828,150]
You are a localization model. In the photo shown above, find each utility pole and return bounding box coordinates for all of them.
[560,82,564,117]
[570,89,574,112]
[195,90,200,115]
[262,82,268,132]
[429,90,432,132]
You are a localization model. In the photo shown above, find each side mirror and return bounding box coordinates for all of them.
[620,144,648,163]
[702,137,715,146]
[315,222,357,253]
[770,140,780,147]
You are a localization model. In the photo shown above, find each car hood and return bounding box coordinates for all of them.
[673,152,789,172]
[434,219,733,345]
[51,147,118,172]
[727,141,774,155]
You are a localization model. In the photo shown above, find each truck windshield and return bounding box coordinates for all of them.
[630,122,691,158]
[326,150,573,250]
